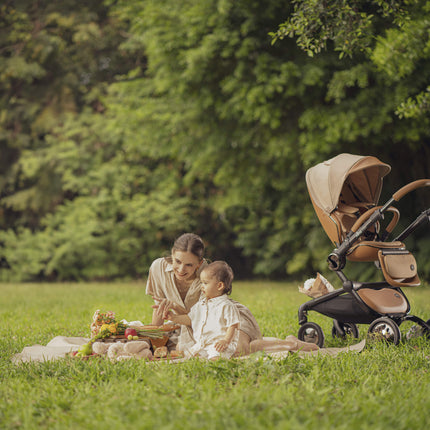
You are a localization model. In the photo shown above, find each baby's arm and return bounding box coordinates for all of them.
[214,322,240,352]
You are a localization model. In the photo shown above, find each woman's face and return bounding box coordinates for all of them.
[171,251,201,282]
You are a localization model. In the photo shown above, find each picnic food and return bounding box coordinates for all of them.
[71,310,182,359]
[124,328,138,338]
[107,341,153,361]
[124,340,151,354]
[92,342,110,355]
[154,346,168,358]
[76,343,93,357]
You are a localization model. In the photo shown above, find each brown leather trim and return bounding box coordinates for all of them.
[347,241,405,262]
[393,179,430,201]
[357,288,408,314]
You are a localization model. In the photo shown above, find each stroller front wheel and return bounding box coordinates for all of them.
[367,317,401,345]
[331,321,359,339]
[298,322,325,348]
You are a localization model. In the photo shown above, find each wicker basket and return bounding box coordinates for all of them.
[149,335,169,349]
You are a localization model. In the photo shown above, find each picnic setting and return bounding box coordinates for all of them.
[1,1,430,429]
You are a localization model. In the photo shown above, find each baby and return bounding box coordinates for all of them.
[168,261,240,360]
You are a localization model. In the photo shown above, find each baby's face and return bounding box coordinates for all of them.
[200,270,223,299]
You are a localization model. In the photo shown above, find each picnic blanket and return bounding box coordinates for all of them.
[12,336,90,364]
[12,336,366,364]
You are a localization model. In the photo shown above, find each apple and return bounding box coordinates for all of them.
[124,328,138,338]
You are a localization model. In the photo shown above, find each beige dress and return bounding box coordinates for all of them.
[145,257,262,350]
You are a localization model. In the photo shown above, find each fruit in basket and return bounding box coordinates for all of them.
[124,328,138,338]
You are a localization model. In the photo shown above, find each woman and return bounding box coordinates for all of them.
[146,233,318,355]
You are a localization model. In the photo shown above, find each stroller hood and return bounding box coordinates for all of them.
[306,153,391,214]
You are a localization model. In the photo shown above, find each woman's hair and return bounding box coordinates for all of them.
[203,261,234,295]
[171,233,205,261]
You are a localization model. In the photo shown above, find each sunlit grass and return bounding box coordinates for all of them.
[1,281,430,429]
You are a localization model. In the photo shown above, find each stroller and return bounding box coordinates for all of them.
[297,153,430,346]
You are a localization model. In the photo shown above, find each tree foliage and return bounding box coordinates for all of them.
[271,0,430,119]
[0,0,429,282]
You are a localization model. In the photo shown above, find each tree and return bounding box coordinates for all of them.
[0,1,158,280]
[271,0,430,119]
[1,0,429,281]
[0,1,239,281]
[0,1,142,229]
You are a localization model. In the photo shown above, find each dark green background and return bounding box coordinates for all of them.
[1,0,429,281]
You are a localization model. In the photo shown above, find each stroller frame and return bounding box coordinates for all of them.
[298,154,430,346]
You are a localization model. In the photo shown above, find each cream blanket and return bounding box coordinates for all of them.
[12,336,90,364]
[12,337,366,364]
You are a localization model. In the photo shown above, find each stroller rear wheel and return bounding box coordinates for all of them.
[367,317,401,345]
[331,321,359,339]
[298,322,325,348]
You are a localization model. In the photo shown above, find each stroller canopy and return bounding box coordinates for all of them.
[306,153,391,214]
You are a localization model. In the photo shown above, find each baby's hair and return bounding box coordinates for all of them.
[172,233,205,261]
[203,261,234,295]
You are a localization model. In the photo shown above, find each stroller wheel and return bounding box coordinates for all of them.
[331,321,359,339]
[367,317,401,345]
[298,322,325,348]
[418,319,430,340]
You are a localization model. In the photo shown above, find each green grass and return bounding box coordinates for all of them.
[1,281,430,429]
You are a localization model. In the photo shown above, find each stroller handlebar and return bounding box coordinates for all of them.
[392,179,430,201]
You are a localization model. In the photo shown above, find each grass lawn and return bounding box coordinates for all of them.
[1,281,430,429]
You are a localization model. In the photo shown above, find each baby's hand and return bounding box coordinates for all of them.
[214,339,229,352]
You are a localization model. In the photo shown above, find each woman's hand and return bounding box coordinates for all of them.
[151,298,174,320]
[151,296,187,320]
